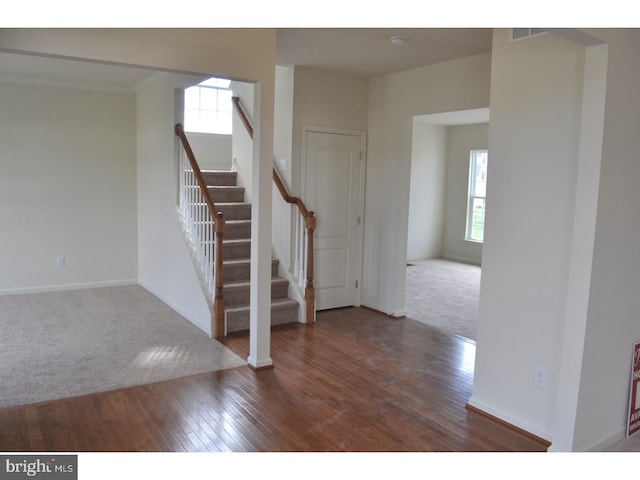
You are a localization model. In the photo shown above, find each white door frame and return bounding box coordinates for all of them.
[301,124,367,308]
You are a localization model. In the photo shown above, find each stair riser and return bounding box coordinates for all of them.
[216,204,251,221]
[225,222,251,240]
[223,260,279,282]
[224,281,290,307]
[207,187,245,203]
[223,242,251,260]
[202,171,237,186]
[226,303,299,334]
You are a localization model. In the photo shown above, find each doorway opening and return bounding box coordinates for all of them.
[405,108,489,341]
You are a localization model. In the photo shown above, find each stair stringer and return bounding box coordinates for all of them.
[271,242,307,325]
[174,206,215,336]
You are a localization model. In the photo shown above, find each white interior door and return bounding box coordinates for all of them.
[304,128,365,310]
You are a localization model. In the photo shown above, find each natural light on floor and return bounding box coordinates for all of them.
[133,346,190,367]
[459,339,476,375]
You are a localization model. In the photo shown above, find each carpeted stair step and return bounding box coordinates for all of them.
[215,202,251,221]
[223,257,279,282]
[221,238,251,259]
[185,167,301,335]
[224,276,290,307]
[202,170,237,186]
[190,222,249,242]
[224,220,251,240]
[207,186,245,203]
[225,298,300,334]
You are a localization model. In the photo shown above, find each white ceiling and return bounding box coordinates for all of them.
[0,28,493,90]
[276,28,493,78]
[0,52,157,93]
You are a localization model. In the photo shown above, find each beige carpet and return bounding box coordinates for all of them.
[405,258,481,341]
[0,285,246,409]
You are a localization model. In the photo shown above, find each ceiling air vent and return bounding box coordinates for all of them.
[510,28,547,42]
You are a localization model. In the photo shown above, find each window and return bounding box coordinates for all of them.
[466,150,488,243]
[184,77,232,134]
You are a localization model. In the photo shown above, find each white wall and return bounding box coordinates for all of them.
[364,53,491,315]
[442,123,488,265]
[136,72,216,335]
[469,30,587,443]
[469,28,640,453]
[184,132,232,171]
[0,81,137,293]
[272,66,294,271]
[0,30,278,359]
[570,30,640,451]
[291,66,369,197]
[230,81,255,203]
[406,122,447,261]
[284,67,369,302]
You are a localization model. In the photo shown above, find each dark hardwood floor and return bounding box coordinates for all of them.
[0,307,547,452]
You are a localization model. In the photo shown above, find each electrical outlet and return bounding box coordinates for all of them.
[535,366,547,388]
[56,256,65,268]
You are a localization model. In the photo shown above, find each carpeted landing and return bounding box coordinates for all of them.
[0,285,246,410]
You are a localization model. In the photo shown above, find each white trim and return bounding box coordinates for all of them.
[441,254,482,267]
[575,426,626,452]
[301,124,367,309]
[361,302,406,318]
[247,355,274,370]
[466,395,552,445]
[272,242,307,324]
[0,279,138,296]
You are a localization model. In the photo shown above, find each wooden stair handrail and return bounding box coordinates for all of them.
[175,123,226,339]
[232,96,253,139]
[231,96,316,324]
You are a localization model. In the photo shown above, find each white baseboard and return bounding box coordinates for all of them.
[441,254,482,266]
[0,279,138,296]
[361,302,406,318]
[579,426,627,452]
[466,395,552,445]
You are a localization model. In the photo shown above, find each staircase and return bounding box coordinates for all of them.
[201,169,300,333]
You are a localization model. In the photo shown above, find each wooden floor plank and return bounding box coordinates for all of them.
[0,307,548,452]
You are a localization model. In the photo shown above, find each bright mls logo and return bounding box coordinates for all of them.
[0,456,76,480]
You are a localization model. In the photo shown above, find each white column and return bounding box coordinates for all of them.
[248,78,275,369]
[550,42,608,451]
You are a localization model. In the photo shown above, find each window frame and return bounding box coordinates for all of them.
[184,78,232,135]
[465,149,488,243]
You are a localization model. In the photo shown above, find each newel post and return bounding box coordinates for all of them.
[214,213,226,339]
[305,212,316,324]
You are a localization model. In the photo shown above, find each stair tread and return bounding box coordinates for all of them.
[217,203,251,208]
[224,257,278,265]
[201,238,250,246]
[226,276,289,288]
[225,297,299,312]
[227,238,251,244]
